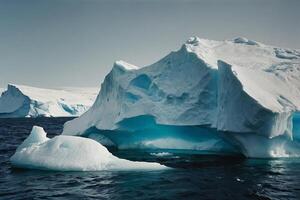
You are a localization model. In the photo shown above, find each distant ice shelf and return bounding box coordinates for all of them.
[0,84,99,118]
[62,36,300,158]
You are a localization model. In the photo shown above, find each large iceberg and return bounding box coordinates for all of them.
[62,37,300,158]
[10,126,167,171]
[0,84,98,117]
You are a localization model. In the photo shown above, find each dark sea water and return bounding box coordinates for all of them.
[1,118,300,200]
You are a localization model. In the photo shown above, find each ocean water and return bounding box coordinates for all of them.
[1,118,300,200]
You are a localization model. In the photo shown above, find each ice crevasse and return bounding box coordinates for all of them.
[60,36,300,158]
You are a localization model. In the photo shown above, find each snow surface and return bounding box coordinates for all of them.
[0,84,98,117]
[62,36,300,157]
[10,126,167,171]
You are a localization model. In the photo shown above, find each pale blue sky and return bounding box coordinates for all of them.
[0,0,299,88]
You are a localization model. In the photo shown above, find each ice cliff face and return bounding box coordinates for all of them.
[63,37,300,156]
[0,84,98,117]
[217,61,300,139]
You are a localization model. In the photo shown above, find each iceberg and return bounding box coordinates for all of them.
[62,36,300,158]
[0,84,98,118]
[10,126,167,171]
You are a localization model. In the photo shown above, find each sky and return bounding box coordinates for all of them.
[0,0,299,89]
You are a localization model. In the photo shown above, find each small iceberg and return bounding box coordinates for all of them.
[10,126,168,171]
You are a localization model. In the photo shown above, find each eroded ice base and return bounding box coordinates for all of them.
[82,116,239,155]
[10,126,168,171]
[82,114,300,158]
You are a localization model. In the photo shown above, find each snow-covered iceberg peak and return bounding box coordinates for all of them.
[114,60,139,71]
[0,84,98,118]
[10,126,168,171]
[16,126,49,151]
[63,36,300,158]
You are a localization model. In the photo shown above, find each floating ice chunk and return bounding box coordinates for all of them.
[150,152,173,157]
[10,126,168,171]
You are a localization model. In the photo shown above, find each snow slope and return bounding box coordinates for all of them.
[11,126,167,171]
[62,37,300,157]
[0,84,98,117]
